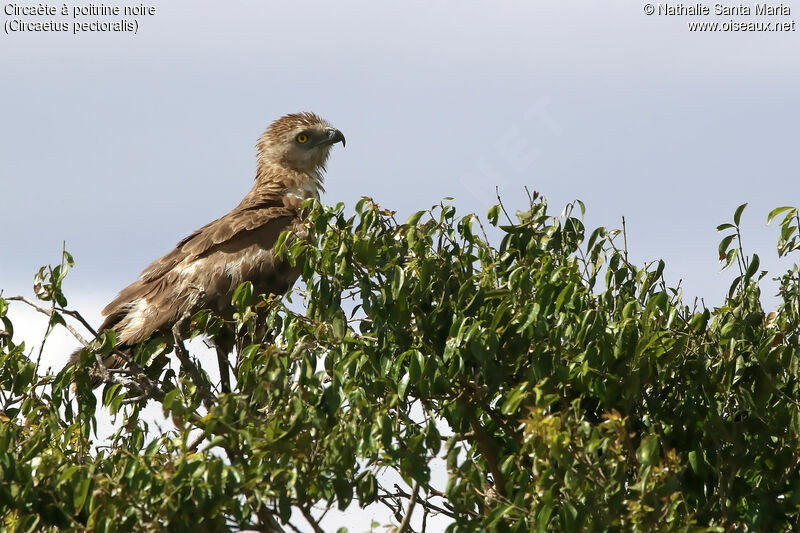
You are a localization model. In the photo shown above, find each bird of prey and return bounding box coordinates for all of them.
[70,112,345,388]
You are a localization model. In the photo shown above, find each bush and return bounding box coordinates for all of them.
[1,194,799,532]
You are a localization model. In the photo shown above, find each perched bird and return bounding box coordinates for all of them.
[69,112,345,387]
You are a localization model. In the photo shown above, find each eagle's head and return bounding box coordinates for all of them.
[257,112,345,178]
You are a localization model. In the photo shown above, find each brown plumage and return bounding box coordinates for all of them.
[70,112,345,386]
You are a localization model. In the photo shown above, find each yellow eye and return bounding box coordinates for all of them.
[296,133,309,144]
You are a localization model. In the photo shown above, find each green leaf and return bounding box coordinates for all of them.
[408,350,421,383]
[720,320,736,339]
[555,284,575,312]
[586,227,606,253]
[390,266,405,300]
[356,472,378,504]
[333,477,352,510]
[278,495,292,521]
[721,248,738,272]
[561,502,580,531]
[488,204,500,225]
[332,312,346,339]
[49,311,66,329]
[275,229,291,256]
[688,450,700,473]
[73,475,91,513]
[162,388,180,415]
[745,253,760,279]
[637,434,660,466]
[767,206,795,225]
[688,449,708,476]
[398,371,411,400]
[232,281,253,311]
[98,329,116,355]
[486,503,512,528]
[8,193,800,532]
[501,384,529,415]
[622,300,639,319]
[102,384,122,408]
[780,223,797,241]
[537,503,554,533]
[718,234,735,257]
[734,202,747,226]
[406,210,426,226]
[576,199,586,217]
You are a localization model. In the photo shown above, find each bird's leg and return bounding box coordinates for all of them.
[171,322,215,409]
[216,345,231,394]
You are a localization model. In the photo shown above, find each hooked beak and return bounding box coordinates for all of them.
[323,127,346,148]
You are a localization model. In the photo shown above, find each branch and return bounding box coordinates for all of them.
[216,345,231,394]
[6,296,91,349]
[5,296,151,399]
[463,403,507,498]
[397,481,420,533]
[495,186,513,224]
[300,507,324,533]
[9,296,171,407]
[4,297,151,399]
[381,486,459,519]
[253,506,287,533]
[172,323,215,410]
[621,215,629,264]
[98,346,212,430]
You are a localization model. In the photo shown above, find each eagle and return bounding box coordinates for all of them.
[69,112,345,388]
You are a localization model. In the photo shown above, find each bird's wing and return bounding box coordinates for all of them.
[100,184,297,320]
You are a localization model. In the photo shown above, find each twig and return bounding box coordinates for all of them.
[463,404,507,497]
[35,279,58,373]
[11,296,213,433]
[283,521,304,533]
[187,430,208,452]
[379,492,405,525]
[120,394,148,405]
[621,216,629,264]
[216,345,231,394]
[380,487,459,519]
[473,216,497,262]
[300,507,324,533]
[104,350,170,405]
[6,296,91,348]
[93,351,112,384]
[172,323,215,410]
[59,308,99,341]
[315,500,333,524]
[397,481,420,533]
[523,186,533,204]
[495,186,513,224]
[254,506,287,533]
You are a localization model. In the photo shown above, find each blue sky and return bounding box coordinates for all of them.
[1,1,798,529]
[3,2,798,311]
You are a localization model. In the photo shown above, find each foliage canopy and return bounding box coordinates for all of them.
[1,194,799,532]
